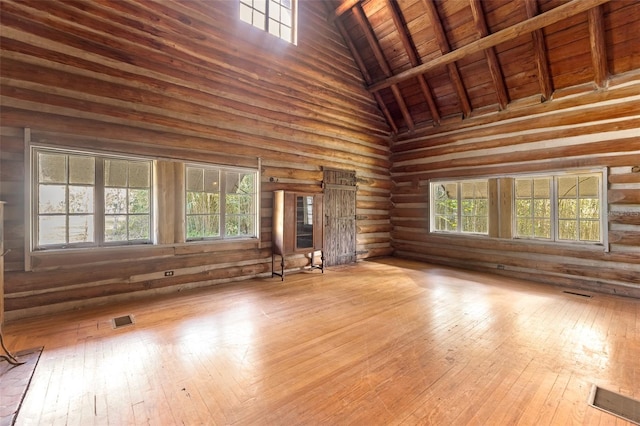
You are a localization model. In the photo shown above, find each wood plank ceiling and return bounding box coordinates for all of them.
[329,0,640,136]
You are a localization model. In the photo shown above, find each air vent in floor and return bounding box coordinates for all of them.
[112,314,134,329]
[588,385,640,424]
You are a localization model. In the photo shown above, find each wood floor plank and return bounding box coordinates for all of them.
[2,258,638,425]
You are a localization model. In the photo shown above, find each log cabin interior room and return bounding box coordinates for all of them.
[0,0,639,424]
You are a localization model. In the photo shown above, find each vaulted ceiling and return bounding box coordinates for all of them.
[328,0,640,136]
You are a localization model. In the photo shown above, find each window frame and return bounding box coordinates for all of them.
[29,145,154,252]
[512,170,607,246]
[429,179,490,236]
[185,163,259,242]
[239,0,297,44]
[428,168,608,251]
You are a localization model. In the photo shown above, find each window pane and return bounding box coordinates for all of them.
[105,215,127,241]
[187,216,203,239]
[204,169,220,193]
[239,173,255,193]
[187,192,203,215]
[517,218,532,237]
[39,185,67,214]
[39,216,66,245]
[226,172,241,193]
[39,153,67,183]
[186,167,204,192]
[271,1,281,19]
[253,11,265,29]
[579,198,599,219]
[269,19,279,36]
[558,199,576,219]
[104,160,128,187]
[69,156,95,184]
[190,192,219,215]
[187,215,220,239]
[69,215,94,243]
[433,182,457,231]
[533,178,550,198]
[558,219,577,240]
[281,25,292,42]
[69,186,94,214]
[558,176,577,198]
[105,188,127,214]
[255,0,266,13]
[515,179,531,197]
[129,162,150,188]
[516,199,531,218]
[226,215,239,237]
[129,189,150,214]
[203,215,220,237]
[128,215,150,240]
[238,215,254,236]
[240,3,253,23]
[533,199,550,218]
[579,176,599,197]
[515,177,550,239]
[534,219,551,238]
[581,221,600,242]
[227,194,253,215]
[460,181,487,234]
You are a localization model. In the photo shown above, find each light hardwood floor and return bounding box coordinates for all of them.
[3,258,639,425]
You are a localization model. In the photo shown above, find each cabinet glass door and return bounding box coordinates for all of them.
[296,195,314,249]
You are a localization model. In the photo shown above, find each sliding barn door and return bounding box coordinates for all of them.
[323,168,357,266]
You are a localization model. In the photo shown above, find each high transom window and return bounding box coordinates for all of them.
[239,0,296,44]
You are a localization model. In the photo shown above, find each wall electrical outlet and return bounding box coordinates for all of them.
[164,271,174,277]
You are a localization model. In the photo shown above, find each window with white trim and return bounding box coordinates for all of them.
[33,147,152,250]
[185,165,258,240]
[514,172,603,243]
[239,0,296,43]
[431,179,489,234]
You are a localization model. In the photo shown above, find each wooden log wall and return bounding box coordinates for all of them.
[0,0,392,318]
[391,71,640,297]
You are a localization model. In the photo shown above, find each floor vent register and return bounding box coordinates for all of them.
[112,314,135,329]
[589,385,640,425]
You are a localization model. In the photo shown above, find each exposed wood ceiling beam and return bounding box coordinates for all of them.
[324,1,398,132]
[384,0,441,125]
[368,0,612,93]
[469,0,509,110]
[333,0,360,20]
[524,0,553,102]
[420,0,472,118]
[588,5,609,88]
[352,3,415,130]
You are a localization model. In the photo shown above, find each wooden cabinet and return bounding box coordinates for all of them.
[272,191,324,280]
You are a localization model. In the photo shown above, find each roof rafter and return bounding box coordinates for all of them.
[333,0,360,20]
[352,2,415,130]
[588,5,608,88]
[368,0,613,93]
[469,0,510,110]
[384,0,440,125]
[524,0,553,102]
[420,0,472,118]
[324,0,398,132]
